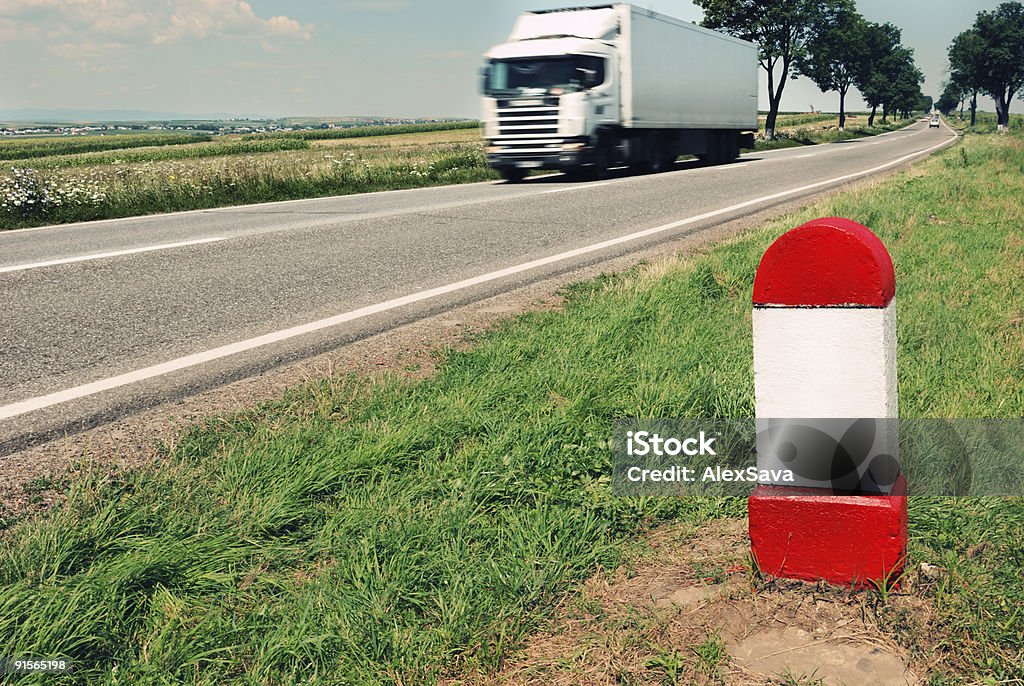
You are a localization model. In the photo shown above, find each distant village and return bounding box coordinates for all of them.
[0,117,466,137]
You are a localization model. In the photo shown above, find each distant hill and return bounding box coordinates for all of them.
[0,109,465,125]
[0,108,256,123]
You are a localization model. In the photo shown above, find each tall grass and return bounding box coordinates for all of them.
[0,144,495,226]
[18,138,310,170]
[0,133,210,161]
[0,130,1021,683]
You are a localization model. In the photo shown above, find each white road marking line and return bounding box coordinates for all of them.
[0,131,957,421]
[795,154,815,158]
[0,237,228,273]
[542,182,611,194]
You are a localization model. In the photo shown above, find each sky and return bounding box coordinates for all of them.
[0,0,1020,120]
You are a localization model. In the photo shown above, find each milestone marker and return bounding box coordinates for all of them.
[748,217,908,588]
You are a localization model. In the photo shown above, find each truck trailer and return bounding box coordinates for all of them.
[480,4,758,182]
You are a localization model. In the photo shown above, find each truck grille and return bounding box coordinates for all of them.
[494,97,562,153]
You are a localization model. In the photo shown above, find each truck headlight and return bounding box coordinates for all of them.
[486,145,502,154]
[561,142,586,151]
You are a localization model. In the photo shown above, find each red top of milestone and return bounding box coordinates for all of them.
[752,217,895,307]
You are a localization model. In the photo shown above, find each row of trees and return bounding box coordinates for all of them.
[937,2,1024,129]
[693,0,926,139]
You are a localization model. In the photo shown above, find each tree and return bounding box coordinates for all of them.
[936,81,961,115]
[694,0,852,140]
[800,7,867,130]
[950,3,1024,130]
[887,58,925,120]
[855,22,907,127]
[949,28,985,126]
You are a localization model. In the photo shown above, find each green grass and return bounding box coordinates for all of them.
[1,130,1021,683]
[0,133,211,161]
[944,110,1024,135]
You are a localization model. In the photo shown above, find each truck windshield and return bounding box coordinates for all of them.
[484,55,606,96]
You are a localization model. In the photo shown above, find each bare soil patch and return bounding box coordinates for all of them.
[444,519,943,686]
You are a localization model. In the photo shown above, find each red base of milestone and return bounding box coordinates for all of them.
[748,475,908,589]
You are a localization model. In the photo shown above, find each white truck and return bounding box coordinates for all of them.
[481,4,758,182]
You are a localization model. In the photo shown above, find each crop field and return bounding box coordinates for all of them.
[757,111,838,128]
[17,138,311,169]
[257,120,480,141]
[0,133,210,161]
[0,128,1020,684]
[0,116,914,230]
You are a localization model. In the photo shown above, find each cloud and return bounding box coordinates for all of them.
[0,0,313,50]
[0,1,155,40]
[152,1,314,46]
[0,14,34,39]
[266,15,310,39]
[48,41,132,59]
[46,40,132,71]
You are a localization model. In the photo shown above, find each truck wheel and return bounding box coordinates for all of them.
[651,149,677,173]
[500,168,527,183]
[643,150,669,174]
[698,132,719,166]
[635,134,664,174]
[721,132,738,163]
[575,142,610,180]
[699,132,735,166]
[589,142,611,180]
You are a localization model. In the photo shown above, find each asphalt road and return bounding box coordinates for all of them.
[0,121,957,453]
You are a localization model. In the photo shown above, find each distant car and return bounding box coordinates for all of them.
[929,116,940,128]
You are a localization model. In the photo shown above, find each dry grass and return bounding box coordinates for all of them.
[312,127,483,148]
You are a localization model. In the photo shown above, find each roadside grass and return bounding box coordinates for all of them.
[1,130,1021,682]
[2,115,914,230]
[755,114,913,150]
[944,110,1024,135]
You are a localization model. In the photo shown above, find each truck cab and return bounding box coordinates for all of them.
[481,15,620,181]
